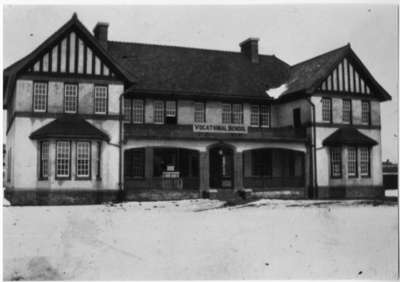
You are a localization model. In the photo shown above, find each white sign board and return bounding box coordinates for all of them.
[193,123,248,134]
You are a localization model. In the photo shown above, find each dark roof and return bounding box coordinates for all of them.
[107,41,289,98]
[30,115,110,141]
[322,127,378,147]
[280,44,391,101]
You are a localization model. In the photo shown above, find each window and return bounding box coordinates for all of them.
[250,105,260,126]
[76,142,90,178]
[322,98,332,122]
[96,142,101,180]
[330,147,342,177]
[342,99,352,123]
[124,98,132,122]
[132,99,144,124]
[165,101,177,124]
[94,86,108,114]
[194,102,205,123]
[125,149,145,178]
[232,104,243,124]
[361,101,370,124]
[154,100,164,124]
[252,149,272,176]
[359,147,370,177]
[40,141,49,179]
[222,103,232,124]
[260,104,271,127]
[347,146,357,177]
[64,84,78,113]
[56,141,71,178]
[33,82,48,112]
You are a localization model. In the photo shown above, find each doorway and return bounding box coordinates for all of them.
[209,146,234,189]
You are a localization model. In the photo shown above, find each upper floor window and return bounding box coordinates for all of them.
[76,142,91,178]
[250,105,260,126]
[154,100,165,124]
[39,141,49,179]
[222,103,243,124]
[165,101,177,124]
[250,104,271,127]
[64,84,78,113]
[94,86,108,114]
[56,141,71,178]
[132,99,144,124]
[194,102,206,123]
[330,147,342,178]
[322,98,332,122]
[361,100,370,125]
[33,82,48,112]
[342,99,352,124]
[222,103,232,124]
[347,146,357,177]
[359,147,370,177]
[124,98,132,122]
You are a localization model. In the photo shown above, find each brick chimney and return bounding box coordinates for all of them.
[239,38,259,63]
[93,22,109,49]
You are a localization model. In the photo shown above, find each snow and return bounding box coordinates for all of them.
[3,199,398,280]
[385,189,398,197]
[267,83,288,99]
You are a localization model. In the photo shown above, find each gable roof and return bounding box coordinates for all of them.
[30,115,110,141]
[322,127,378,147]
[3,13,136,108]
[279,44,391,101]
[107,41,290,99]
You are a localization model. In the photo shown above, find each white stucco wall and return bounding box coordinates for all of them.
[274,99,311,127]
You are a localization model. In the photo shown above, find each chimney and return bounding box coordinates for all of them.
[239,37,259,63]
[93,22,109,49]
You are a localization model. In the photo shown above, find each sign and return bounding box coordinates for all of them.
[193,123,248,134]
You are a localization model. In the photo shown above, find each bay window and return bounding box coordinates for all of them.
[76,142,91,178]
[56,141,71,178]
[40,141,49,179]
[347,146,357,177]
[359,147,370,177]
[330,147,342,178]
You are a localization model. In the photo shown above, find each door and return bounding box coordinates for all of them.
[209,146,234,188]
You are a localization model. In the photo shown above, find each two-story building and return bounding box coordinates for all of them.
[3,14,391,204]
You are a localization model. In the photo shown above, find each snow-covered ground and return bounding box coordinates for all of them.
[3,199,398,280]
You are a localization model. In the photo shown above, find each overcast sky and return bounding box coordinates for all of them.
[3,4,398,162]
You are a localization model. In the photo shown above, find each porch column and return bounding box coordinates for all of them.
[234,151,244,191]
[199,151,209,192]
[145,147,153,179]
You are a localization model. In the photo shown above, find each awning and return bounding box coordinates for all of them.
[322,127,378,147]
[30,115,110,142]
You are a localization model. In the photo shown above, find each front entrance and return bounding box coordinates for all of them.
[209,146,234,189]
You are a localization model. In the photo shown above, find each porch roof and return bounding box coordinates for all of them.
[322,127,378,147]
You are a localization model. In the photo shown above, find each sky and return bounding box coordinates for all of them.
[3,4,398,162]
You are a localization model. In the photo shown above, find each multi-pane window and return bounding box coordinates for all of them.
[96,142,102,179]
[361,101,370,124]
[260,104,271,127]
[132,99,144,124]
[94,86,108,114]
[359,147,370,176]
[330,147,342,177]
[232,104,243,124]
[250,105,260,126]
[64,84,78,113]
[165,101,176,117]
[347,146,357,177]
[154,100,165,124]
[322,98,332,122]
[342,99,352,123]
[125,149,145,178]
[33,82,48,112]
[222,103,232,124]
[124,98,132,122]
[40,141,49,179]
[56,141,71,178]
[194,102,206,123]
[76,142,90,178]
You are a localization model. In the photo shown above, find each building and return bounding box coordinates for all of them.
[3,14,392,204]
[382,160,398,190]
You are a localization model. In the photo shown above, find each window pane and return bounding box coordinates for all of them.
[154,101,164,124]
[33,82,48,112]
[124,98,132,122]
[77,142,90,177]
[347,146,357,177]
[322,98,332,122]
[40,141,49,178]
[250,105,260,126]
[94,86,108,114]
[361,101,370,124]
[232,104,243,124]
[194,102,205,123]
[330,147,342,177]
[360,147,370,176]
[260,104,271,127]
[165,101,176,117]
[64,84,78,113]
[132,99,144,123]
[222,103,231,124]
[342,99,352,123]
[56,141,70,177]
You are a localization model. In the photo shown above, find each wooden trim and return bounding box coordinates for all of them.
[57,42,61,73]
[309,122,380,129]
[75,33,79,74]
[83,45,87,74]
[19,73,123,84]
[92,50,96,76]
[66,32,70,73]
[12,111,120,120]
